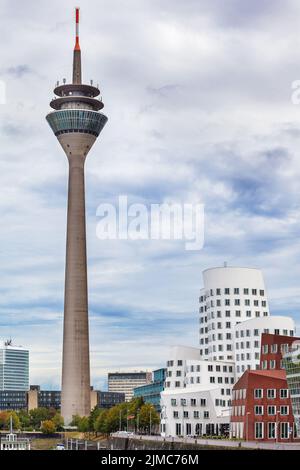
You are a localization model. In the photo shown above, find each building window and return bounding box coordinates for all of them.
[270,360,276,369]
[183,411,189,418]
[224,288,230,295]
[177,360,183,366]
[181,399,186,406]
[262,345,268,354]
[204,411,209,419]
[191,399,196,406]
[171,399,177,406]
[280,422,289,439]
[271,344,278,354]
[280,406,289,416]
[255,422,264,439]
[280,389,288,399]
[267,389,276,399]
[252,289,257,295]
[254,406,263,415]
[268,422,276,439]
[268,405,276,415]
[244,288,249,295]
[200,399,206,406]
[173,411,179,418]
[175,381,181,388]
[194,411,199,418]
[254,389,263,399]
[176,423,181,435]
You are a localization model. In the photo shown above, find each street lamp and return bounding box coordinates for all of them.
[276,410,280,444]
[246,412,251,441]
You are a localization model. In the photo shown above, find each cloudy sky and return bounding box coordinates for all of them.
[1,0,300,390]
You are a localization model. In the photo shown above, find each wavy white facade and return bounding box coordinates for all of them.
[199,266,270,362]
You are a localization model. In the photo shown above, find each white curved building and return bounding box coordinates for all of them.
[199,266,270,362]
[234,315,295,377]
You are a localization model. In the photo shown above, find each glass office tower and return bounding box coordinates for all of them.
[0,341,29,391]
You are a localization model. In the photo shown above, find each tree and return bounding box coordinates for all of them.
[77,416,90,433]
[41,420,56,434]
[0,411,9,430]
[29,408,50,429]
[89,406,101,432]
[18,410,30,429]
[139,404,159,433]
[6,411,20,431]
[52,412,64,431]
[94,409,109,434]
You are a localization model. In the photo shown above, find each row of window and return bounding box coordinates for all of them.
[167,360,183,367]
[254,422,290,439]
[236,353,260,362]
[200,288,265,300]
[173,410,210,419]
[202,299,267,310]
[262,344,290,355]
[253,388,289,399]
[171,398,206,407]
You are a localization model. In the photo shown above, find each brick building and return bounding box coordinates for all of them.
[259,333,300,371]
[230,369,295,441]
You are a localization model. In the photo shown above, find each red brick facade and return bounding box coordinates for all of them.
[231,369,296,441]
[259,333,300,371]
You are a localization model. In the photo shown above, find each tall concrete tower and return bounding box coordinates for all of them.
[46,9,107,424]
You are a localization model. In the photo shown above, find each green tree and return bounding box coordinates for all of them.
[94,409,109,434]
[29,408,50,429]
[89,406,101,432]
[0,411,9,430]
[18,410,30,430]
[41,419,56,434]
[6,411,20,430]
[139,404,159,433]
[52,412,64,431]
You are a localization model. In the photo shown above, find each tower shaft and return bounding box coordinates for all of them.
[60,137,92,423]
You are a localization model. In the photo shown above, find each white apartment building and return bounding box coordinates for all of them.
[161,346,235,436]
[199,266,270,362]
[234,316,295,378]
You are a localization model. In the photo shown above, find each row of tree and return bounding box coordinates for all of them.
[71,397,160,434]
[0,408,64,433]
[0,397,160,435]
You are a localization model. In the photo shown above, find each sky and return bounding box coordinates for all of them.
[1,0,300,390]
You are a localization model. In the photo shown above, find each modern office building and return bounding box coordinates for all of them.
[230,369,295,441]
[27,386,61,411]
[282,341,300,437]
[108,372,152,402]
[90,390,125,409]
[133,368,166,411]
[46,9,108,424]
[0,341,29,391]
[0,391,27,411]
[161,346,235,437]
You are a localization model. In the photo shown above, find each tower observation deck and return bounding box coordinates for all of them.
[46,8,108,425]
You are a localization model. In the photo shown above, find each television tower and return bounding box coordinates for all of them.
[46,8,107,424]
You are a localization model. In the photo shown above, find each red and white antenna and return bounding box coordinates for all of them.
[74,7,80,51]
